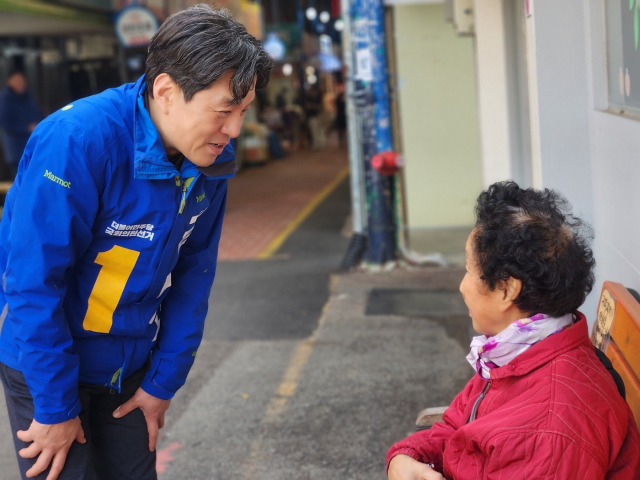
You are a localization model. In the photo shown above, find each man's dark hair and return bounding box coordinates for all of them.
[146,4,273,103]
[472,181,595,317]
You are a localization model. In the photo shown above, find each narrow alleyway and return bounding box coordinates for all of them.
[152,147,474,479]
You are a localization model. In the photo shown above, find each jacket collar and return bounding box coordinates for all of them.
[489,311,591,381]
[131,75,237,181]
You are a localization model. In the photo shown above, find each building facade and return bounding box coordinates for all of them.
[472,0,640,323]
[385,0,640,322]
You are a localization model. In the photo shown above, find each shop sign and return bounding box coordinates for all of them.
[355,48,373,82]
[115,5,159,48]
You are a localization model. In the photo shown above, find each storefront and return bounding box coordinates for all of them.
[0,0,267,175]
[0,0,117,114]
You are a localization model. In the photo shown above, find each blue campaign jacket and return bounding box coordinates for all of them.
[0,76,234,424]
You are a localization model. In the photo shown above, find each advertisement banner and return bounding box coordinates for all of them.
[115,5,159,47]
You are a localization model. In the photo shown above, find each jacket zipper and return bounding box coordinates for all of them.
[467,381,490,423]
[179,178,187,214]
[175,175,187,214]
[178,176,195,214]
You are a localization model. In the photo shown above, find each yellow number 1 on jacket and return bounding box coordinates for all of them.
[83,245,140,333]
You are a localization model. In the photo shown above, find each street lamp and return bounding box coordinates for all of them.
[305,7,317,21]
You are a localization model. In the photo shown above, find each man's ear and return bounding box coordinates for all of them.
[152,74,177,114]
[502,276,522,305]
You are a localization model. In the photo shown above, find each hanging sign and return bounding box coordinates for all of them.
[115,5,159,48]
[356,48,373,82]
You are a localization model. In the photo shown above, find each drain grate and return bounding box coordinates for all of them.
[365,288,468,317]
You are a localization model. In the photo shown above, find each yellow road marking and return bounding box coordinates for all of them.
[263,338,315,420]
[255,166,350,259]
[243,341,316,480]
[243,339,316,479]
[243,282,336,479]
[262,281,334,422]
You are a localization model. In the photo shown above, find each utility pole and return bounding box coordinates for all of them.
[351,0,397,265]
[339,0,367,269]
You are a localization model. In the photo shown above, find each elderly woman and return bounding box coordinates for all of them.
[387,182,640,480]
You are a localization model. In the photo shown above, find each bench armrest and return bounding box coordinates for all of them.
[416,405,449,431]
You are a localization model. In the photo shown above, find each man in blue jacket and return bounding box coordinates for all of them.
[0,5,272,479]
[0,70,43,179]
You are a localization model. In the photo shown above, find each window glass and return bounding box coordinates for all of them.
[606,0,640,115]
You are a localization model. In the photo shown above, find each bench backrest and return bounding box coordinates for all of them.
[591,281,640,431]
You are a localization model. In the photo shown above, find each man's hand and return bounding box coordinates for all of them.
[388,454,445,480]
[113,387,171,452]
[17,417,85,480]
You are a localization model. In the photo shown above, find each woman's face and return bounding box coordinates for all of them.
[459,230,514,336]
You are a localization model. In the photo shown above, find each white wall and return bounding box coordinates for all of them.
[473,0,512,187]
[393,3,483,229]
[517,0,640,324]
[473,0,533,189]
[526,0,594,227]
[585,0,640,323]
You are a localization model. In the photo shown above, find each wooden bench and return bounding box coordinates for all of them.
[591,281,640,430]
[416,281,640,432]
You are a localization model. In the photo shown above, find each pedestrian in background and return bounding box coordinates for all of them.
[305,84,325,150]
[334,84,347,148]
[275,86,287,111]
[0,70,42,180]
[0,5,272,480]
[261,100,285,159]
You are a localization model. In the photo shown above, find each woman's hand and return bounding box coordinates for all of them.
[388,454,445,480]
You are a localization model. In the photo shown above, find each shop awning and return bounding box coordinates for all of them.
[0,0,113,35]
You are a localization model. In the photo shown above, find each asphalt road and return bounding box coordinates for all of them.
[157,179,473,479]
[203,178,352,341]
[156,178,354,455]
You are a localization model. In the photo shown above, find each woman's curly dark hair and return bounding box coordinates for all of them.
[472,181,595,317]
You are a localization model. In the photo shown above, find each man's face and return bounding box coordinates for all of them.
[7,73,27,95]
[163,70,254,167]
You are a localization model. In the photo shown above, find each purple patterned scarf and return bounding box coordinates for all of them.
[466,313,575,380]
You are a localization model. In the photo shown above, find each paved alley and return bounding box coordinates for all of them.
[152,146,474,479]
[157,265,474,479]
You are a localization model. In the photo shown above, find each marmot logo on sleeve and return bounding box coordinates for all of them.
[44,170,71,188]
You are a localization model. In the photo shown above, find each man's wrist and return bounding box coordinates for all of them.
[33,396,82,425]
[140,377,174,401]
